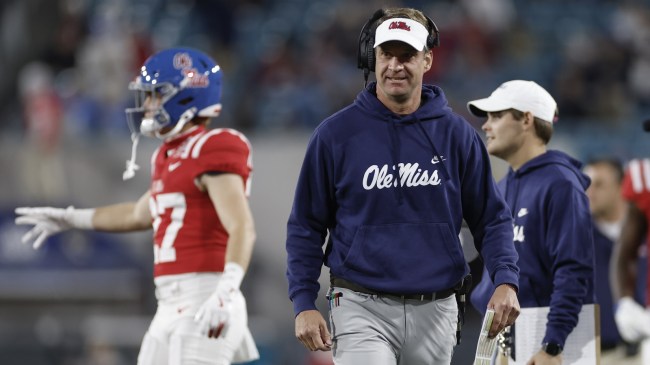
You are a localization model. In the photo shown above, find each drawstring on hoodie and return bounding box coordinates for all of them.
[388,115,404,205]
[123,132,141,180]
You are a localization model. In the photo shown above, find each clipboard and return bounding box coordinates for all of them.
[473,309,514,365]
[507,304,601,365]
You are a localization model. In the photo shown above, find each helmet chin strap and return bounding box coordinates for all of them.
[156,108,197,140]
[123,132,141,180]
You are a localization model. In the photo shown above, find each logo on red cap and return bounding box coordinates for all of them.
[388,21,411,31]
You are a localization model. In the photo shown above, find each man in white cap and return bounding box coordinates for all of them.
[286,7,521,364]
[468,80,596,365]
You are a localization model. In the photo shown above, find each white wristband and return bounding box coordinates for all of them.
[222,262,245,291]
[67,207,95,230]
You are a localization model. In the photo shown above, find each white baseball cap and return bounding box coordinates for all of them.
[467,80,558,123]
[373,18,429,51]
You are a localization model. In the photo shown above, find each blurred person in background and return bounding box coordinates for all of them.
[584,158,642,364]
[468,80,595,365]
[286,7,520,364]
[14,47,259,365]
[614,155,650,365]
[17,61,67,202]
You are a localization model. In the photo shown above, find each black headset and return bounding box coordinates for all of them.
[357,9,440,85]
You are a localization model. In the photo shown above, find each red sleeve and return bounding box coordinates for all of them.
[622,159,650,214]
[190,128,252,180]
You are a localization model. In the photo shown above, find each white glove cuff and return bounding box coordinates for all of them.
[221,262,245,291]
[67,207,95,229]
[619,296,639,309]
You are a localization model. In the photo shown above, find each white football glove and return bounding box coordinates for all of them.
[194,262,245,338]
[14,206,95,249]
[615,296,650,342]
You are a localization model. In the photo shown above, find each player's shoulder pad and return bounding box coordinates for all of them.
[190,128,252,159]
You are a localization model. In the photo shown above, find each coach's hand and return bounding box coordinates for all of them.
[487,283,520,338]
[615,296,650,342]
[15,206,94,249]
[526,349,562,365]
[295,310,332,351]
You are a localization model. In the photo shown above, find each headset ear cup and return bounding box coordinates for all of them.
[426,16,440,48]
[429,35,438,49]
[357,30,368,70]
[367,38,375,72]
[358,8,385,73]
[429,33,439,48]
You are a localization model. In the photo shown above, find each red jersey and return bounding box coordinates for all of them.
[148,125,252,277]
[621,158,650,306]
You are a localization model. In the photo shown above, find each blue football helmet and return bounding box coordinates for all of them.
[125,47,223,139]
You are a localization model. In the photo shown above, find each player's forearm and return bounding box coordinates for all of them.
[614,219,640,298]
[224,224,256,272]
[615,242,638,298]
[92,202,152,232]
[615,204,646,298]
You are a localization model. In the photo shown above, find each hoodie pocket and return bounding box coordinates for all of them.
[343,222,464,286]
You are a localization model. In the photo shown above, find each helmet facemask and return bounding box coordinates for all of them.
[126,81,185,139]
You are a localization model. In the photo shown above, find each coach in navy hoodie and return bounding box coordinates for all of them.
[286,7,520,364]
[468,80,595,364]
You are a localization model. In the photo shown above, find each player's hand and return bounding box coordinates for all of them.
[295,310,332,351]
[487,283,520,338]
[615,296,650,342]
[194,262,245,338]
[15,206,93,249]
[194,285,236,338]
[526,349,562,365]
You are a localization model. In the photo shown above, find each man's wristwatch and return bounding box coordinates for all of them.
[542,342,563,356]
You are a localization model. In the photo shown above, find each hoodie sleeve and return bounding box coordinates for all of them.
[286,130,336,316]
[461,131,519,289]
[542,180,594,346]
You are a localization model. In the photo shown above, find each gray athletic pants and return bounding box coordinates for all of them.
[328,286,458,365]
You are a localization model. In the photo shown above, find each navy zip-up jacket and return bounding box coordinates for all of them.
[286,83,519,315]
[470,150,595,347]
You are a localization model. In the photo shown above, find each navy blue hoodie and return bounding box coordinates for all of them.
[286,83,519,315]
[470,150,595,347]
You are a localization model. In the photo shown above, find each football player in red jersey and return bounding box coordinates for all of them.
[614,157,650,365]
[14,48,259,365]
